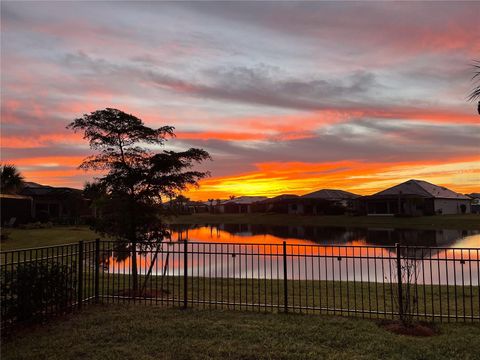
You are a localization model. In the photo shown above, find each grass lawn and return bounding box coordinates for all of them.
[1,227,99,251]
[2,305,480,360]
[170,213,480,230]
[85,274,479,320]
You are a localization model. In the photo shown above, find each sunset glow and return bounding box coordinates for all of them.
[1,2,479,197]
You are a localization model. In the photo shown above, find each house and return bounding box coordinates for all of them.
[360,179,471,216]
[164,198,209,214]
[20,182,91,223]
[255,194,300,213]
[301,189,360,211]
[215,196,268,213]
[288,189,360,215]
[468,193,480,214]
[186,201,209,213]
[0,194,34,225]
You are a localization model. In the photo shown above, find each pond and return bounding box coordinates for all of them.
[104,224,480,285]
[170,224,479,248]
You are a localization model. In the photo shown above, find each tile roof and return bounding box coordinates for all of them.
[20,182,82,196]
[301,189,360,200]
[223,196,268,205]
[372,179,470,199]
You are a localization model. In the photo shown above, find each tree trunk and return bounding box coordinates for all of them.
[160,250,171,293]
[131,240,139,295]
[127,192,139,295]
[140,242,163,296]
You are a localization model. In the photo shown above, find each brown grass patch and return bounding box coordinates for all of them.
[380,320,438,337]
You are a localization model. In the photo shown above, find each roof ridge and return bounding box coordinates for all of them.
[372,179,469,199]
[413,179,462,197]
[408,180,434,197]
[304,188,358,194]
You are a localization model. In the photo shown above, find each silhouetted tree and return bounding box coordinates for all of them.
[208,198,215,213]
[170,194,191,214]
[173,194,190,206]
[0,164,24,194]
[68,108,210,294]
[83,181,108,218]
[468,60,480,115]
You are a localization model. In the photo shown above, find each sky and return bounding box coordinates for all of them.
[1,1,479,200]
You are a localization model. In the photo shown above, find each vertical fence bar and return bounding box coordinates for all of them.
[283,241,288,313]
[77,240,84,309]
[395,243,403,320]
[183,239,188,309]
[94,239,100,303]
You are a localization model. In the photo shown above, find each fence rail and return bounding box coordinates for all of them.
[1,240,479,330]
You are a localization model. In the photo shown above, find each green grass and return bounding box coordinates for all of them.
[1,227,99,251]
[84,273,479,321]
[2,305,480,360]
[170,213,480,230]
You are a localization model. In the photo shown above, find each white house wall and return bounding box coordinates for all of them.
[433,199,471,215]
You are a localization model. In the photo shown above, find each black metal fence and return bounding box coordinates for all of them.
[1,240,479,330]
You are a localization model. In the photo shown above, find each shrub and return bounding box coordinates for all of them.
[1,229,10,242]
[1,261,77,324]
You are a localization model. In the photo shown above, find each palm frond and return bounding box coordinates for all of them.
[468,60,480,102]
[467,88,480,101]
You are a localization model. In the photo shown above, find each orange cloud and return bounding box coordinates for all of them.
[186,157,480,200]
[2,133,85,148]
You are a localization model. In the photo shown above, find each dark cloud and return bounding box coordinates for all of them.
[1,108,68,137]
[172,119,480,177]
[53,52,474,115]
[56,52,386,112]
[195,65,379,111]
[177,2,480,55]
[2,145,89,160]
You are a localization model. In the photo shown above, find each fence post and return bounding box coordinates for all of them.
[183,239,188,309]
[94,238,100,303]
[395,243,403,320]
[283,241,288,313]
[77,240,84,309]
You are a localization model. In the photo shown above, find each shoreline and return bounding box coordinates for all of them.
[168,213,480,231]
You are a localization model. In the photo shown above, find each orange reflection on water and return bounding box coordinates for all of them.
[174,227,392,258]
[104,228,479,274]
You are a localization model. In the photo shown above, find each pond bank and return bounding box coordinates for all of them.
[168,213,480,230]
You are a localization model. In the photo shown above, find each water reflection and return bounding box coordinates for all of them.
[172,224,479,248]
[104,225,480,285]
